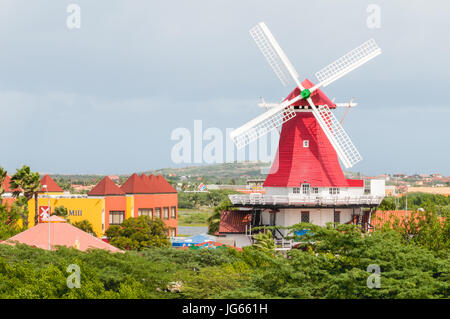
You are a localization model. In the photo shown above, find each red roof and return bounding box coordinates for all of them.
[284,79,336,109]
[120,173,149,194]
[264,111,351,187]
[155,174,177,193]
[2,216,122,252]
[39,175,63,193]
[1,175,12,192]
[347,179,364,187]
[219,210,251,234]
[88,176,125,196]
[120,173,176,194]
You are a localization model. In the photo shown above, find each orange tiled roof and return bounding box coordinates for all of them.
[88,176,125,196]
[219,210,251,234]
[121,173,176,194]
[371,210,445,229]
[39,175,63,193]
[1,175,12,192]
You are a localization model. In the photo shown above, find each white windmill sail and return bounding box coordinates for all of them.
[231,22,304,148]
[249,22,299,87]
[315,39,381,88]
[230,95,300,149]
[232,22,380,168]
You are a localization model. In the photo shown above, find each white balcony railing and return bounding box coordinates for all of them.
[229,193,384,207]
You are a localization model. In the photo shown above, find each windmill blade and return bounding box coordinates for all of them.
[230,93,305,149]
[309,102,362,168]
[250,22,300,87]
[315,39,381,87]
[231,108,295,149]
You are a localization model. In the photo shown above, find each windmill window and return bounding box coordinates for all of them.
[311,187,319,194]
[301,211,310,223]
[303,140,309,148]
[302,184,310,194]
[292,187,301,194]
[329,187,340,195]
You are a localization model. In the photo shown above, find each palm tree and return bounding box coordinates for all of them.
[0,167,7,195]
[252,231,276,254]
[10,165,41,227]
[207,198,233,235]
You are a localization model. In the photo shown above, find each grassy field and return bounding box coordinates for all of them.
[178,208,213,226]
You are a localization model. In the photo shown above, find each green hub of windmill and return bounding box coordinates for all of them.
[300,89,311,99]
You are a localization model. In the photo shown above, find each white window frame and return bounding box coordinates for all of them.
[303,140,309,148]
[329,187,340,195]
[292,187,301,194]
[301,183,310,195]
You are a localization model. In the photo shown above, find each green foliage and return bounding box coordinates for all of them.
[178,189,240,209]
[10,165,41,227]
[207,197,236,235]
[72,220,97,237]
[53,206,68,218]
[380,192,450,215]
[178,209,211,225]
[0,204,21,240]
[105,216,171,251]
[252,231,276,255]
[0,167,7,195]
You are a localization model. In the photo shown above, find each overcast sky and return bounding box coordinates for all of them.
[0,0,449,176]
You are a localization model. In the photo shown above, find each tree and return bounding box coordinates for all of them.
[0,167,7,195]
[72,220,97,237]
[10,166,41,228]
[207,198,234,235]
[105,216,170,250]
[252,231,276,255]
[53,206,69,219]
[0,204,21,240]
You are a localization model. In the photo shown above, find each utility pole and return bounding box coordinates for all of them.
[43,185,51,250]
[405,187,408,235]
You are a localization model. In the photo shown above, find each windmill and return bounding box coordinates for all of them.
[230,22,381,170]
[217,22,384,241]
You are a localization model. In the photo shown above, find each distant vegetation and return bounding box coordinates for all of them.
[379,192,450,215]
[178,189,240,209]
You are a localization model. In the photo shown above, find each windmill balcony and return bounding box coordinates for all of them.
[228,193,384,208]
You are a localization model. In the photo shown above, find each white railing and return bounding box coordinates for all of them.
[229,193,384,206]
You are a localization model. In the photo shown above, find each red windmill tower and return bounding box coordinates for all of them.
[222,23,385,242]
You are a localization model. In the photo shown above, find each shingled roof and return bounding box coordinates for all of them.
[1,175,12,192]
[218,210,251,234]
[88,176,125,196]
[120,173,176,194]
[39,175,63,193]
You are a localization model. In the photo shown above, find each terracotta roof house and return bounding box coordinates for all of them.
[2,215,122,252]
[39,175,64,193]
[88,176,125,196]
[218,210,252,234]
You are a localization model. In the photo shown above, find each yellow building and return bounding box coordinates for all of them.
[20,174,178,238]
